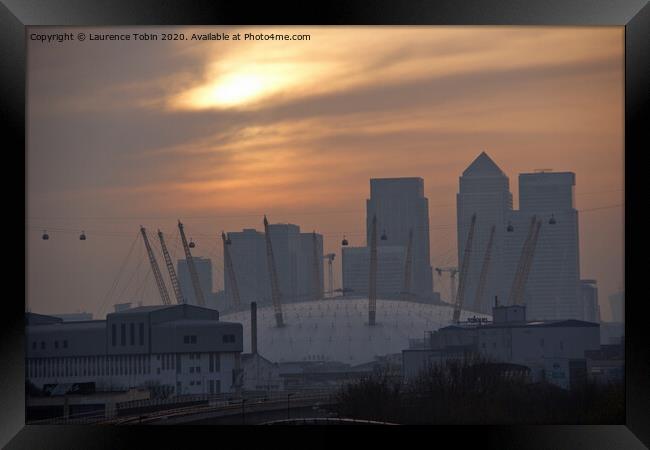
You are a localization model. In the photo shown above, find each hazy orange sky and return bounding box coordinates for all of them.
[26,26,624,319]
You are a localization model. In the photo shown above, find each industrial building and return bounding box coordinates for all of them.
[402,303,600,384]
[26,304,243,396]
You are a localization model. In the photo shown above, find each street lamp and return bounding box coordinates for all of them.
[287,393,295,420]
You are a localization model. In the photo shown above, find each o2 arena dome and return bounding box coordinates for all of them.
[221,298,490,365]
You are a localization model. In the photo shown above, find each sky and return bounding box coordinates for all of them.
[26,26,624,320]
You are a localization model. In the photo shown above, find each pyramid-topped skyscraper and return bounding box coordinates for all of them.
[456,152,513,313]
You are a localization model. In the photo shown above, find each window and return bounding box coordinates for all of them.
[121,324,126,346]
[32,342,36,350]
[222,334,235,344]
[55,341,58,349]
[63,340,68,349]
[209,354,214,372]
[184,336,190,344]
[139,323,144,345]
[190,367,195,373]
[189,353,194,360]
[190,335,197,344]
[112,324,117,346]
[196,366,201,373]
[157,368,161,375]
[214,353,220,372]
[130,323,135,345]
[41,341,45,350]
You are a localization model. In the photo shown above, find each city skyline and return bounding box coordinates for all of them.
[26,27,624,320]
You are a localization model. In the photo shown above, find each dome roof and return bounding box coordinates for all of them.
[221,298,490,365]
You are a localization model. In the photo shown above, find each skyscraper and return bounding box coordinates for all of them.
[342,246,406,297]
[503,172,581,320]
[178,256,213,307]
[456,152,513,313]
[581,279,600,323]
[225,228,269,304]
[224,224,323,306]
[366,178,433,298]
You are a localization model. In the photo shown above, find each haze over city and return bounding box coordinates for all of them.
[27,26,623,319]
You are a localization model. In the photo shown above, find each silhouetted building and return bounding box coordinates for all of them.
[608,291,624,323]
[178,257,213,306]
[341,246,406,297]
[503,172,581,320]
[581,279,600,323]
[224,224,323,305]
[366,178,433,298]
[52,312,93,322]
[225,228,268,305]
[25,305,243,395]
[456,152,513,313]
[402,303,600,384]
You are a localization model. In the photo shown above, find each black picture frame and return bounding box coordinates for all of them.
[4,0,648,448]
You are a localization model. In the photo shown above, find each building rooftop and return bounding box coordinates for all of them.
[462,152,507,178]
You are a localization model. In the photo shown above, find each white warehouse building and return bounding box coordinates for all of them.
[26,304,244,396]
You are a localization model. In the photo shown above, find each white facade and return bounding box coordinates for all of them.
[26,305,243,396]
[366,178,433,298]
[457,152,513,313]
[342,246,406,297]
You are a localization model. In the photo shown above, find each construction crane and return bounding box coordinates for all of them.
[453,213,476,323]
[177,220,206,307]
[435,266,458,305]
[368,214,378,326]
[473,224,496,313]
[508,216,543,306]
[140,226,172,306]
[263,216,285,327]
[222,232,241,308]
[157,229,185,304]
[401,229,414,300]
[323,253,335,297]
[312,232,323,301]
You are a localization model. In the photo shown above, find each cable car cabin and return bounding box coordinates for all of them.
[549,214,557,225]
[189,239,196,248]
[79,231,86,240]
[42,231,49,240]
[341,237,348,246]
[380,230,388,241]
[507,222,514,232]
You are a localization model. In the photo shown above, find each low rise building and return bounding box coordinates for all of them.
[402,304,600,384]
[26,304,243,396]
